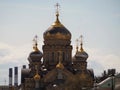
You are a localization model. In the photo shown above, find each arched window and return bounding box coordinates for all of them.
[57,52,59,61]
[66,52,69,60]
[52,52,54,61]
[47,52,49,61]
[62,52,65,61]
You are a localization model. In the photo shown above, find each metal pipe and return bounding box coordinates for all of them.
[14,67,18,87]
[9,68,13,87]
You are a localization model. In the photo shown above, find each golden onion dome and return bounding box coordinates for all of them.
[43,12,71,40]
[56,51,64,69]
[56,61,64,69]
[34,73,41,80]
[34,65,41,81]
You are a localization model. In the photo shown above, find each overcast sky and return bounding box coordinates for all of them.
[0,0,120,85]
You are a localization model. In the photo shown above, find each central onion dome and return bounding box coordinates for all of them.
[43,12,71,40]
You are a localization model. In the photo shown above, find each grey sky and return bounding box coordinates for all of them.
[0,0,120,85]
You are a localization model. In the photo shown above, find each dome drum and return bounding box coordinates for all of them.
[28,57,42,63]
[44,40,71,46]
[75,57,88,61]
[42,45,72,52]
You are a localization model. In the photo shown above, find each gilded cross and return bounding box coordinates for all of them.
[76,38,79,47]
[80,35,83,44]
[76,38,79,52]
[79,35,84,51]
[55,3,60,14]
[33,35,38,45]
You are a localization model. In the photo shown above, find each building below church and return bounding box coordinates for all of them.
[20,5,94,90]
[0,86,9,90]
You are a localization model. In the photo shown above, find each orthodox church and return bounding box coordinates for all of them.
[21,4,94,90]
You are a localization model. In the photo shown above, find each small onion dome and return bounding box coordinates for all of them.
[28,43,43,62]
[74,38,88,61]
[43,13,71,40]
[34,73,41,80]
[75,51,88,61]
[56,51,64,69]
[56,61,64,69]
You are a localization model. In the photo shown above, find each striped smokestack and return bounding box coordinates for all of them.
[9,68,12,87]
[14,67,18,86]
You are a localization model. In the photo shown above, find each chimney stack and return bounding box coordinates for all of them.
[23,65,26,69]
[14,67,18,87]
[9,68,13,87]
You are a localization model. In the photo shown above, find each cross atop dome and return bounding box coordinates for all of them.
[55,3,60,16]
[33,35,38,44]
[54,3,61,23]
[33,35,39,51]
[80,35,83,44]
[76,39,79,53]
[80,35,84,52]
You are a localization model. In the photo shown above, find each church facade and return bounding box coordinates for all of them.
[21,6,94,90]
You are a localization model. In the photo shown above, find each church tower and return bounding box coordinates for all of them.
[43,3,72,70]
[73,35,88,71]
[73,35,94,89]
[28,36,43,77]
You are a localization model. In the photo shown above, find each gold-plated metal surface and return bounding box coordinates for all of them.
[76,38,79,53]
[80,35,84,52]
[53,3,63,27]
[56,51,64,69]
[34,65,40,80]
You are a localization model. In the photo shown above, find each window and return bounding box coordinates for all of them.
[63,52,65,61]
[57,52,59,61]
[52,52,54,61]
